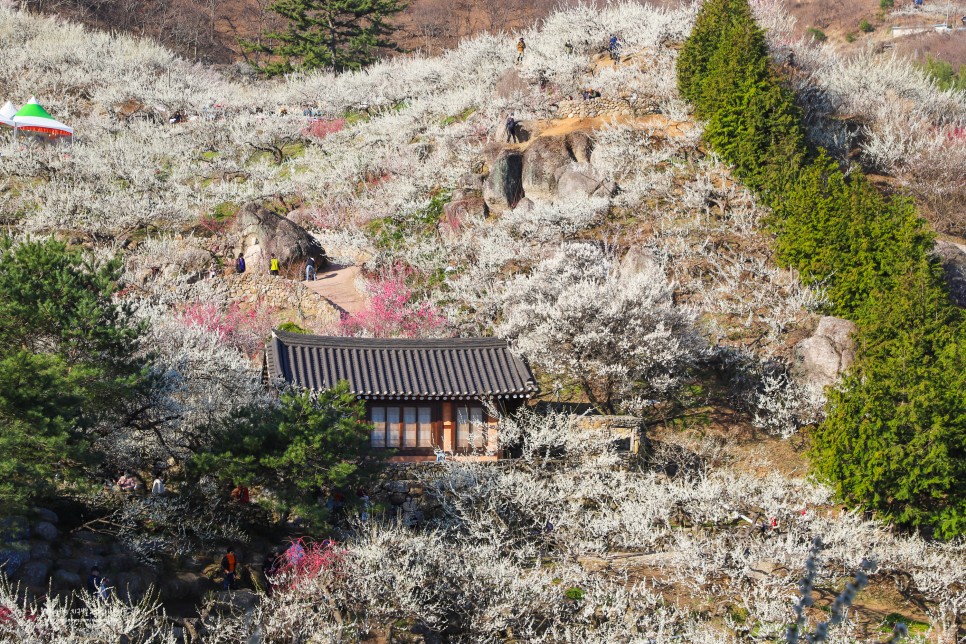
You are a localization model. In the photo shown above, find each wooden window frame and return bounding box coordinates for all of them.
[368,402,440,450]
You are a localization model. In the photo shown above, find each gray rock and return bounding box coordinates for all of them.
[210,589,261,614]
[555,162,615,200]
[522,136,571,199]
[483,150,524,211]
[31,542,53,560]
[75,552,105,572]
[161,572,214,600]
[747,560,789,582]
[387,480,409,494]
[936,240,966,307]
[32,521,58,542]
[231,202,327,275]
[792,316,857,388]
[566,132,594,163]
[56,558,83,574]
[17,559,52,588]
[32,508,59,524]
[494,69,529,100]
[389,492,408,505]
[51,569,82,590]
[457,173,485,191]
[0,516,30,541]
[0,541,31,576]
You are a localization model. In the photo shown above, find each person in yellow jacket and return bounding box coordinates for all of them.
[516,37,526,63]
[270,253,280,276]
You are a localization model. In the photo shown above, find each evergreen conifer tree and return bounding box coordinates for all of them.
[244,0,405,75]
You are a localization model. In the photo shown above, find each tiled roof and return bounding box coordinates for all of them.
[265,331,539,399]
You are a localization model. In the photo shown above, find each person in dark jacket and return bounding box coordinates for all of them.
[86,567,104,597]
[236,254,246,274]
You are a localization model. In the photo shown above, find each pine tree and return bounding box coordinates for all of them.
[677,0,762,116]
[244,0,405,76]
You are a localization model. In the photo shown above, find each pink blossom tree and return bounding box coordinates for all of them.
[180,300,276,356]
[336,272,447,338]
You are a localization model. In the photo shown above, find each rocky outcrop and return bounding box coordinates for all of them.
[792,316,857,388]
[555,162,616,200]
[521,136,577,200]
[231,203,327,275]
[936,239,966,307]
[483,149,524,211]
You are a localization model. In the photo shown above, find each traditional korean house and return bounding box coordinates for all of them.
[264,330,539,461]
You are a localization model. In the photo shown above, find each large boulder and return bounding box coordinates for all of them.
[17,559,52,588]
[566,132,594,163]
[483,150,524,212]
[554,162,616,200]
[232,203,327,275]
[161,571,215,600]
[522,136,571,199]
[32,521,58,542]
[936,239,966,307]
[51,568,82,591]
[32,508,59,524]
[792,316,857,388]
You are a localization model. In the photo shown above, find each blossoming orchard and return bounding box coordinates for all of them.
[0,0,964,641]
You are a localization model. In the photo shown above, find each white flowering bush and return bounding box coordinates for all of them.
[498,243,707,412]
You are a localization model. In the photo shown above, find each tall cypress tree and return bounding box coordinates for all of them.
[244,0,406,75]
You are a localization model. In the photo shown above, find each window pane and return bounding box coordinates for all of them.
[371,407,385,448]
[470,407,485,448]
[386,407,401,447]
[456,406,469,448]
[403,407,417,447]
[418,407,433,447]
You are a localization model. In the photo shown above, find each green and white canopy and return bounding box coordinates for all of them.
[13,97,72,137]
[0,101,15,128]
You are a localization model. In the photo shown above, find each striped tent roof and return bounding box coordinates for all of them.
[265,331,539,399]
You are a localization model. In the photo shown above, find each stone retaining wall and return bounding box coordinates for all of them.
[556,97,659,119]
[203,272,339,329]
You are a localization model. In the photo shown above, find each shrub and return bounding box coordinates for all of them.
[880,0,894,9]
[859,20,874,33]
[302,118,347,140]
[807,27,827,42]
[919,55,966,93]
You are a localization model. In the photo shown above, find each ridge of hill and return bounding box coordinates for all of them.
[1,1,965,640]
[16,0,966,70]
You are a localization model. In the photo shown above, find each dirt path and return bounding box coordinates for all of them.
[304,264,367,316]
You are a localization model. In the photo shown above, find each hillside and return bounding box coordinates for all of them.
[17,0,966,70]
[0,1,965,642]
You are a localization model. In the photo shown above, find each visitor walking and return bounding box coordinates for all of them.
[262,550,281,594]
[516,37,526,63]
[87,567,104,597]
[221,547,237,590]
[151,475,164,496]
[236,254,246,274]
[505,114,518,143]
[208,262,217,279]
[269,253,280,276]
[305,256,316,281]
[609,34,621,62]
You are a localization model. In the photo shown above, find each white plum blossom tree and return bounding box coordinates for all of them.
[498,242,707,412]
